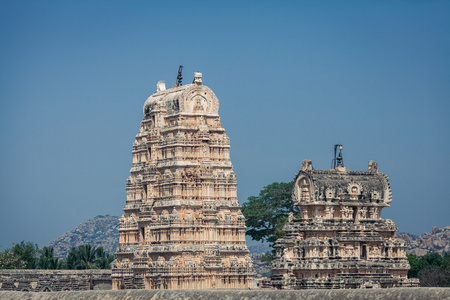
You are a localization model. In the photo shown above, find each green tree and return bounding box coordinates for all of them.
[65,244,115,269]
[0,248,25,269]
[419,253,443,269]
[37,247,61,269]
[443,253,450,270]
[407,252,450,287]
[11,241,39,269]
[66,247,79,270]
[407,254,420,278]
[0,241,39,269]
[94,247,116,269]
[260,251,276,264]
[419,266,449,287]
[241,182,296,245]
[75,244,98,269]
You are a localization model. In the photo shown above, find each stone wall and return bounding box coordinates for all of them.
[0,270,111,292]
[0,288,449,300]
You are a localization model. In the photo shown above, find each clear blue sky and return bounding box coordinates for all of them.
[1,1,449,248]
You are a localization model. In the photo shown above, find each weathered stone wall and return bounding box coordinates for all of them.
[0,288,449,300]
[0,270,111,292]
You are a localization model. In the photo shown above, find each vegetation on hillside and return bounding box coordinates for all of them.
[45,215,119,259]
[0,241,115,270]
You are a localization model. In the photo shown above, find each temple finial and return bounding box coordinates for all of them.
[176,65,183,87]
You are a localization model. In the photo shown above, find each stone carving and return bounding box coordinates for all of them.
[313,207,320,219]
[0,270,112,292]
[288,212,294,222]
[372,190,380,200]
[347,182,363,195]
[112,72,254,290]
[302,209,309,219]
[270,160,419,289]
[325,188,335,199]
[359,207,368,219]
[341,206,353,219]
[344,245,354,257]
[325,206,334,219]
[370,207,379,219]
[369,245,380,257]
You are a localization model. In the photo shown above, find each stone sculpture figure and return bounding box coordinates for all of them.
[325,206,334,218]
[370,207,379,219]
[359,207,368,219]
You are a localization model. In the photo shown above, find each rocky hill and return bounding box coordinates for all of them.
[248,243,271,255]
[395,226,450,256]
[248,244,272,278]
[46,215,120,259]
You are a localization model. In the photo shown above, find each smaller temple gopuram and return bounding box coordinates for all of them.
[270,146,419,289]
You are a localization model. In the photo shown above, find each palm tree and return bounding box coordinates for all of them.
[76,244,97,269]
[37,247,60,269]
[66,247,79,269]
[64,245,116,269]
[94,247,116,269]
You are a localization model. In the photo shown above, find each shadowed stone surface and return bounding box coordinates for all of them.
[0,288,449,300]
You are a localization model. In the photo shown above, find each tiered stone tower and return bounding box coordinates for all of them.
[270,157,419,289]
[112,72,254,290]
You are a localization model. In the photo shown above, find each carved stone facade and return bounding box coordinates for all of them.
[0,270,111,292]
[112,72,254,289]
[271,160,419,289]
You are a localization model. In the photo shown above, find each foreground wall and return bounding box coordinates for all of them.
[0,288,449,300]
[0,270,111,292]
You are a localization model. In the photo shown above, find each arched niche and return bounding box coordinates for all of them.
[347,182,363,200]
[295,176,311,203]
[179,86,219,114]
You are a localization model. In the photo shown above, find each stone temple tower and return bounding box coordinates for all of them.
[270,154,419,289]
[112,72,254,290]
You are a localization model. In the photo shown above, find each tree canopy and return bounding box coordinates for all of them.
[66,245,116,269]
[0,241,39,269]
[241,181,297,245]
[407,253,450,287]
[0,241,115,270]
[37,246,61,269]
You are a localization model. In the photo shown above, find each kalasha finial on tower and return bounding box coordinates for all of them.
[176,65,183,87]
[193,72,202,85]
[332,144,344,169]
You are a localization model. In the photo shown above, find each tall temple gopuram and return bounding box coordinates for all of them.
[270,148,419,289]
[112,71,254,289]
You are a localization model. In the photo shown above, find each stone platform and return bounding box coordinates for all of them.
[1,288,449,300]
